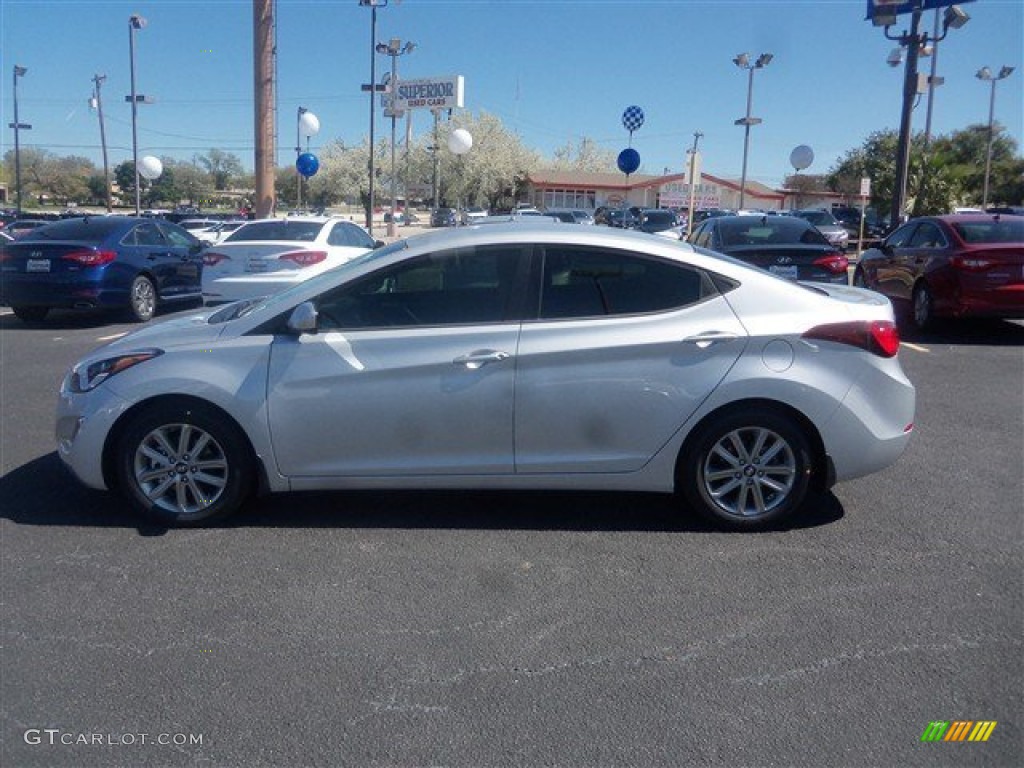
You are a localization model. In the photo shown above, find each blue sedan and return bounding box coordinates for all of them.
[0,216,205,322]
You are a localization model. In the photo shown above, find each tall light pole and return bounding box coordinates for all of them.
[733,52,772,210]
[872,2,969,226]
[90,74,113,212]
[128,13,147,215]
[976,65,1014,209]
[359,1,390,233]
[376,37,415,237]
[10,65,30,214]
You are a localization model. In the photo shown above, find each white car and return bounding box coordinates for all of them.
[56,224,915,529]
[201,216,380,303]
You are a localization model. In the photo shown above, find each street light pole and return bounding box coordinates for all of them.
[733,52,771,210]
[128,14,147,216]
[359,1,390,233]
[10,65,30,214]
[976,65,1014,208]
[377,38,415,237]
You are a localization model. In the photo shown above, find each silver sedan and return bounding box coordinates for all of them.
[56,223,915,530]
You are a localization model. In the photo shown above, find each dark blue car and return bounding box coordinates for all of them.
[0,216,204,322]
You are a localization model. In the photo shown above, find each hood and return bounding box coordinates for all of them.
[98,310,228,354]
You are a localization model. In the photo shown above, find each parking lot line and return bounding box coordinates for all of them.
[901,342,930,353]
[96,332,128,341]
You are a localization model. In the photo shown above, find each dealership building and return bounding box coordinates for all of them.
[522,170,845,213]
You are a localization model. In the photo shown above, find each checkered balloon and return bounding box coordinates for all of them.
[622,105,645,133]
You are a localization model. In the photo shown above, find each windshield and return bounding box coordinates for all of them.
[206,240,408,324]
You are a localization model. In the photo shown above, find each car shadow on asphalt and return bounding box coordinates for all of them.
[1,453,845,535]
[0,302,202,331]
[896,316,1024,347]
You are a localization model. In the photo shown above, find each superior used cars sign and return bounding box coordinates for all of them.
[390,76,465,112]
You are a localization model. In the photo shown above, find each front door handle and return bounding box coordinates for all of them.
[684,331,738,349]
[453,350,511,369]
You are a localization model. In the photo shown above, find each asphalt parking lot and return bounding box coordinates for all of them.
[1,305,1021,768]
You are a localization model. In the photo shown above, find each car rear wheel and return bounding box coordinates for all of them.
[679,407,812,530]
[115,401,253,526]
[12,306,49,322]
[912,282,934,331]
[127,275,156,322]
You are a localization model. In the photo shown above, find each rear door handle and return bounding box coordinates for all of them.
[453,350,511,369]
[684,331,738,349]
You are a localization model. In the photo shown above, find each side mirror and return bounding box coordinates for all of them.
[374,240,386,249]
[286,301,318,334]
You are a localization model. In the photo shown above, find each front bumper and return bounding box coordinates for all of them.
[56,383,133,491]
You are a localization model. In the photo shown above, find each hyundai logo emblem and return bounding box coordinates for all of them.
[777,256,793,265]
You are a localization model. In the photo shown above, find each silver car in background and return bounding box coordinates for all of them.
[56,224,915,530]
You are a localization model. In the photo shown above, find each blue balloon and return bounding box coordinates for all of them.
[617,148,640,175]
[296,152,320,178]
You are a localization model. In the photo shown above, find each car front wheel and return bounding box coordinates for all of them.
[115,401,253,526]
[680,408,813,530]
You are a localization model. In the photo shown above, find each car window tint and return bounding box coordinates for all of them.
[908,223,945,248]
[24,217,123,243]
[157,222,197,247]
[952,219,1024,243]
[886,224,917,248]
[538,246,707,319]
[316,245,525,329]
[327,222,374,248]
[128,222,167,246]
[225,220,323,243]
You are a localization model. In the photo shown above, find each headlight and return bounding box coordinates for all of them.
[68,349,164,393]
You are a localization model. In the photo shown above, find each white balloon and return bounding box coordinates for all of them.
[448,128,473,156]
[790,145,814,172]
[138,155,163,180]
[299,111,320,138]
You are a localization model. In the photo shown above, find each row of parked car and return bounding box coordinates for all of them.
[0,214,381,322]
[2,207,1021,333]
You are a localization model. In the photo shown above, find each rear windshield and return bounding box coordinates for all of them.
[20,217,124,243]
[718,217,829,247]
[952,219,1024,244]
[225,220,324,243]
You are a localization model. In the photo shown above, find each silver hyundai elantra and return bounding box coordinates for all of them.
[56,223,915,530]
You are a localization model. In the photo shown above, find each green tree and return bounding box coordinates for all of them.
[547,137,616,172]
[196,149,245,190]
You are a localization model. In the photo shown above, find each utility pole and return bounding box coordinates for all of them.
[686,131,703,231]
[253,0,276,219]
[91,74,112,212]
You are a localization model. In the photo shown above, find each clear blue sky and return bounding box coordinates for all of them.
[2,0,1021,190]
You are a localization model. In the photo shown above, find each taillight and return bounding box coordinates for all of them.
[951,254,995,271]
[62,249,116,266]
[203,252,230,267]
[278,250,327,267]
[813,252,849,274]
[802,320,900,358]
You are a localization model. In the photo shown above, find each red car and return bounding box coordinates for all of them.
[854,214,1024,330]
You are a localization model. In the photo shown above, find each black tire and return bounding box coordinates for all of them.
[679,407,813,530]
[911,282,934,332]
[115,401,253,526]
[127,274,157,322]
[12,306,49,322]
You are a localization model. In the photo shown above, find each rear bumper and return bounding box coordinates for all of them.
[949,283,1024,319]
[0,274,128,309]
